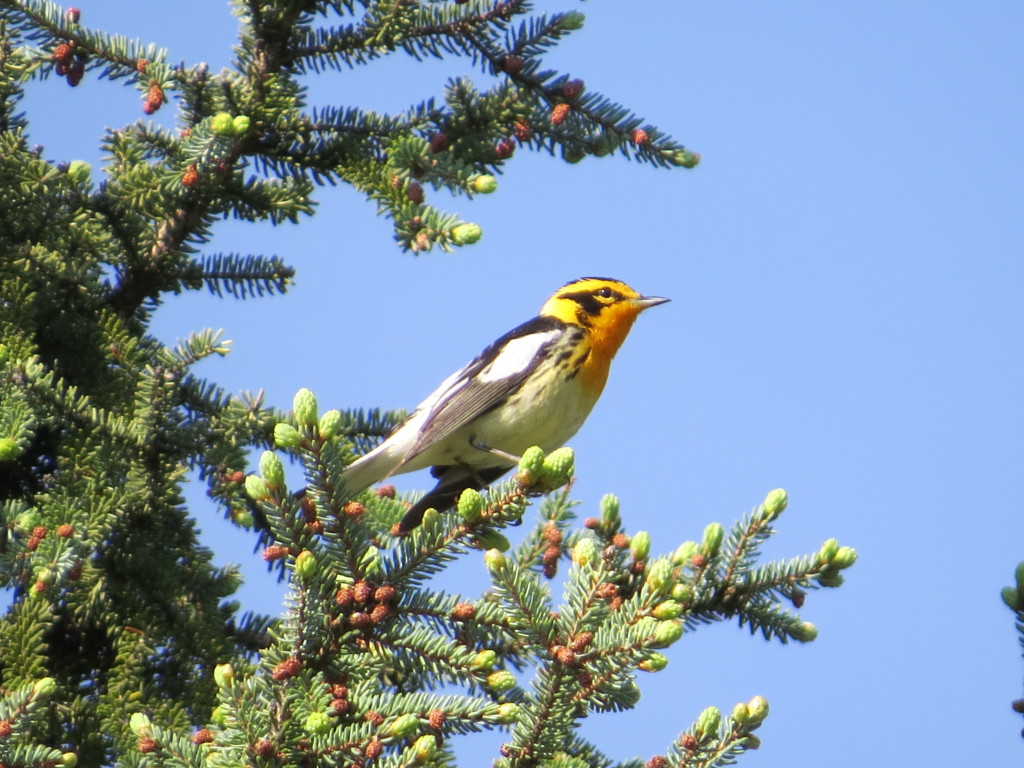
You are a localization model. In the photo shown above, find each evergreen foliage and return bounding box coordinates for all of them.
[0,1,852,766]
[1001,563,1024,738]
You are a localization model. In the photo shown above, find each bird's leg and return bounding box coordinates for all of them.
[469,438,522,466]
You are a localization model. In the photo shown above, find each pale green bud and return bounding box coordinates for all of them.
[475,531,510,552]
[744,734,762,750]
[60,752,78,767]
[630,530,651,561]
[230,507,254,528]
[793,621,818,642]
[413,734,436,763]
[668,149,701,168]
[832,546,858,570]
[599,493,620,526]
[701,522,723,557]
[517,446,545,483]
[486,670,516,693]
[484,548,507,574]
[761,488,788,520]
[293,388,318,425]
[231,115,251,135]
[638,652,668,672]
[731,702,750,726]
[451,222,482,245]
[696,705,721,737]
[421,508,440,528]
[1002,586,1021,611]
[318,410,342,439]
[211,112,234,135]
[66,160,91,184]
[1015,561,1024,591]
[471,174,497,194]
[650,619,684,648]
[244,474,268,500]
[457,488,484,522]
[360,545,382,578]
[210,705,227,726]
[646,559,673,593]
[571,537,598,568]
[32,677,57,698]
[746,695,769,724]
[651,600,682,620]
[15,511,40,532]
[129,712,152,737]
[671,582,693,603]
[540,446,575,487]
[213,663,234,688]
[560,10,585,29]
[385,713,420,739]
[294,550,316,580]
[470,649,497,671]
[259,450,284,488]
[274,423,301,448]
[305,711,331,735]
[0,437,22,461]
[495,702,520,724]
[818,538,839,563]
[672,541,699,566]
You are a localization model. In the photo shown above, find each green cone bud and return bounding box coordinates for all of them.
[672,541,699,565]
[818,538,839,563]
[560,10,585,29]
[213,663,234,688]
[305,711,331,735]
[470,649,497,671]
[638,652,668,672]
[832,546,858,570]
[761,488,788,520]
[129,712,152,737]
[0,437,22,461]
[1014,561,1024,591]
[244,474,268,500]
[517,446,545,482]
[494,702,520,724]
[471,174,497,194]
[571,537,598,567]
[385,713,420,739]
[484,548,507,574]
[274,423,301,448]
[696,705,721,737]
[651,600,682,620]
[318,410,342,439]
[668,149,700,168]
[701,522,723,557]
[294,550,316,580]
[630,530,651,561]
[650,619,684,648]
[259,450,284,488]
[457,488,484,522]
[732,702,750,726]
[67,160,91,184]
[793,621,818,642]
[1002,586,1021,611]
[671,582,693,602]
[33,677,57,698]
[646,559,673,593]
[60,752,78,767]
[475,531,510,552]
[540,447,575,486]
[210,705,226,726]
[451,222,482,245]
[747,695,769,724]
[210,112,234,135]
[599,493,620,526]
[421,508,440,528]
[293,388,318,425]
[232,115,251,134]
[231,507,254,528]
[817,572,845,588]
[413,734,436,763]
[744,734,762,750]
[486,670,516,693]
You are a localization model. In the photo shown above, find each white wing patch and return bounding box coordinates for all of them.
[478,330,560,383]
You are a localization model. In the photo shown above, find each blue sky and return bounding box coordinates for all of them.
[20,0,1024,764]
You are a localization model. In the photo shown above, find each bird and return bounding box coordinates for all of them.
[341,277,669,534]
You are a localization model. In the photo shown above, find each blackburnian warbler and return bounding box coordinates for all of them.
[343,277,669,533]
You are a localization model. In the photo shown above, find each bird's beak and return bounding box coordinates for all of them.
[633,295,670,311]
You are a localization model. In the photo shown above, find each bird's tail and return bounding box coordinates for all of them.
[396,465,510,534]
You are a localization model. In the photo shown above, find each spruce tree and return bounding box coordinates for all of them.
[0,1,855,766]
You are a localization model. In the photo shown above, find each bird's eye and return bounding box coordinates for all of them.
[596,287,613,299]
